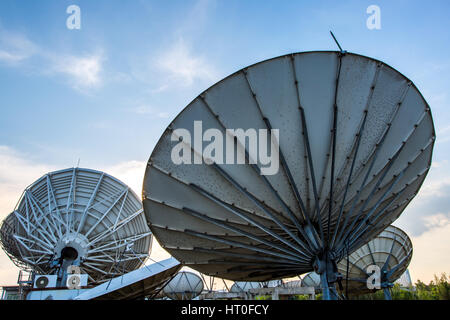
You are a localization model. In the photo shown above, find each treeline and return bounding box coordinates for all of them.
[356,273,450,300]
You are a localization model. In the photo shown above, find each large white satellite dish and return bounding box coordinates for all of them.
[142,51,435,299]
[0,168,152,284]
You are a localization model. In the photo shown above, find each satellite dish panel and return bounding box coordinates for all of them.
[337,225,412,296]
[142,51,434,291]
[301,272,321,289]
[0,168,153,283]
[163,271,204,300]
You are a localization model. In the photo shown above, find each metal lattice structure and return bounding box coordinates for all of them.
[0,168,152,284]
[337,225,412,298]
[142,51,435,299]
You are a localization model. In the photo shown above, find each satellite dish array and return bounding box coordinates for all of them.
[0,51,435,300]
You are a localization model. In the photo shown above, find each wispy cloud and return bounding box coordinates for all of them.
[396,159,450,236]
[407,222,450,283]
[0,28,37,64]
[155,38,218,89]
[0,27,104,92]
[102,160,146,196]
[50,52,104,90]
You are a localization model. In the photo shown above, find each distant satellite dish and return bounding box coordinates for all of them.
[229,280,280,293]
[395,269,413,288]
[163,271,204,300]
[142,51,435,299]
[280,280,302,289]
[337,225,412,299]
[229,281,261,293]
[0,168,152,283]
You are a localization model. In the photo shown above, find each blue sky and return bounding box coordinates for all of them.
[0,0,449,284]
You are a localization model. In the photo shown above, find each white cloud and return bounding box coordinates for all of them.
[155,38,218,89]
[423,213,450,230]
[0,146,56,214]
[102,160,146,195]
[396,159,450,236]
[0,27,104,91]
[408,223,450,283]
[0,29,37,64]
[50,52,104,90]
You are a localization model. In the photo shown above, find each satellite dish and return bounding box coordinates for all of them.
[395,269,413,288]
[229,280,280,293]
[230,281,261,293]
[280,280,302,289]
[142,51,435,299]
[0,168,153,283]
[301,272,321,289]
[337,225,412,299]
[163,271,204,300]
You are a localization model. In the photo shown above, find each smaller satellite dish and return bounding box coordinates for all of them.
[395,269,413,288]
[163,271,204,300]
[229,281,261,293]
[337,225,412,299]
[229,280,280,293]
[301,272,321,289]
[280,280,302,289]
